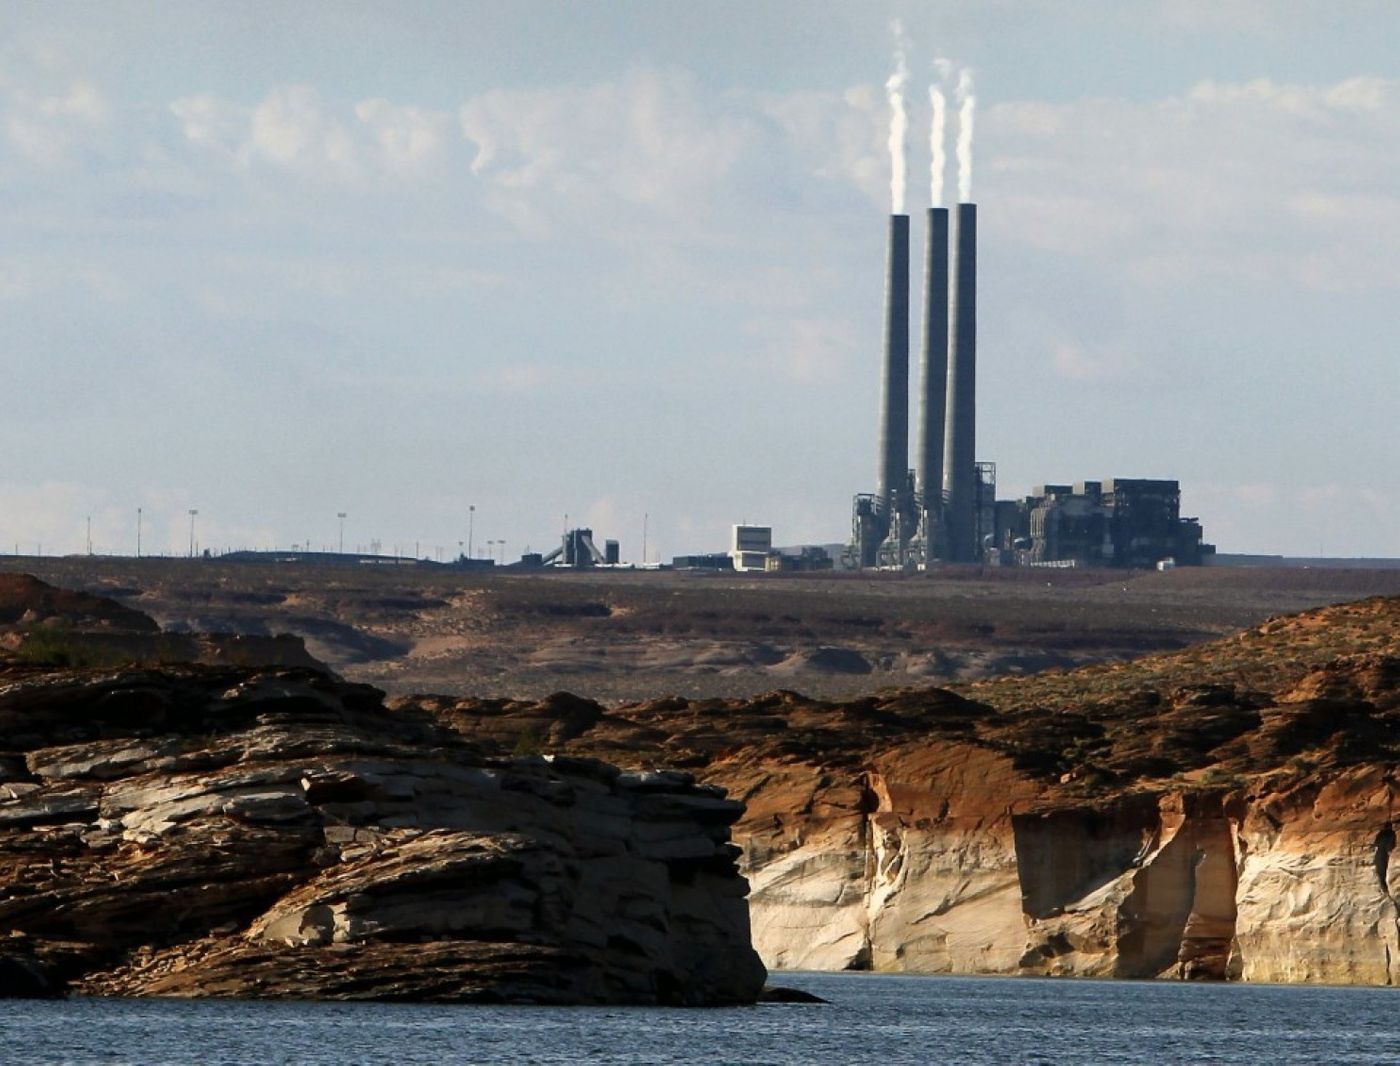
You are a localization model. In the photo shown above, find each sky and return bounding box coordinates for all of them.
[2,0,1398,560]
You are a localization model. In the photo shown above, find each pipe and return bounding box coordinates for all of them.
[941,202,977,562]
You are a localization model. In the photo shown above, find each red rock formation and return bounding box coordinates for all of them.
[414,596,1400,985]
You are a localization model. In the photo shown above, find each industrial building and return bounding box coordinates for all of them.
[988,480,1213,568]
[731,525,773,572]
[845,201,1211,571]
[536,528,619,568]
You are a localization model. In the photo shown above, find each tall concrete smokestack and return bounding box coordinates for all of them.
[942,202,977,561]
[876,214,911,519]
[917,207,950,514]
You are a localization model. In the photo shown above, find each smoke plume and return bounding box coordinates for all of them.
[929,82,947,207]
[886,23,909,213]
[955,67,975,202]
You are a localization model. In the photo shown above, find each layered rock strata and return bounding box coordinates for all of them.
[0,665,764,1004]
[415,597,1400,985]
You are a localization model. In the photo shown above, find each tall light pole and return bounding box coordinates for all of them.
[499,539,507,564]
[86,515,92,556]
[136,507,142,559]
[468,505,475,560]
[187,509,198,558]
[337,513,347,554]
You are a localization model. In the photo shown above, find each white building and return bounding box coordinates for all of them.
[730,525,773,572]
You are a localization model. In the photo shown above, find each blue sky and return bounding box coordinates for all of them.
[2,1,1397,559]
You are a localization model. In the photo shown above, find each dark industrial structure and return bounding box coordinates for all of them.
[848,203,981,568]
[989,480,1213,568]
[846,202,1211,571]
[538,528,618,568]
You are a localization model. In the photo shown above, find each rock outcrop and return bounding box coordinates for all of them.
[414,596,1400,985]
[0,573,323,672]
[7,571,1400,990]
[0,665,765,1004]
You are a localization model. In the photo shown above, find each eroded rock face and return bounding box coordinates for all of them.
[0,666,764,1005]
[415,596,1400,986]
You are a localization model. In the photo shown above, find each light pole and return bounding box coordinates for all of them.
[468,505,475,560]
[338,513,347,554]
[487,539,495,562]
[136,507,142,558]
[187,509,198,558]
[499,539,507,564]
[86,515,92,556]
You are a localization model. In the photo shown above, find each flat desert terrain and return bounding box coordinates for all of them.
[4,556,1399,703]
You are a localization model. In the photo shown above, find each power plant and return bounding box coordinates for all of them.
[849,200,985,568]
[845,199,1211,571]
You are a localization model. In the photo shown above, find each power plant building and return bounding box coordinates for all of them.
[849,202,983,568]
[731,525,773,572]
[846,201,1211,571]
[991,480,1213,568]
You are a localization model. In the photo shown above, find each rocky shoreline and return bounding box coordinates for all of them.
[0,663,765,1005]
[4,574,1400,994]
[409,597,1400,985]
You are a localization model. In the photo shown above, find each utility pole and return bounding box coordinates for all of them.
[86,515,92,556]
[642,512,648,567]
[137,507,142,558]
[188,509,198,558]
[468,505,475,560]
[338,512,347,554]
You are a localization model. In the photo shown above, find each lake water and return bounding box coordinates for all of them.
[3,972,1398,1064]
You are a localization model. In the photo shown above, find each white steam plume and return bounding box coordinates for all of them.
[885,22,909,213]
[955,67,975,202]
[929,82,947,207]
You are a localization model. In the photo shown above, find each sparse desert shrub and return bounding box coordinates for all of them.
[1200,766,1245,787]
[513,728,543,756]
[12,628,130,669]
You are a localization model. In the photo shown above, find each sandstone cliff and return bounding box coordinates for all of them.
[415,595,1400,985]
[0,664,765,1004]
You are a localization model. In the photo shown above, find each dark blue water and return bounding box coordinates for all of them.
[2,972,1398,1064]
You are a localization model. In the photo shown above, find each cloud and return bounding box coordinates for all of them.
[3,78,109,166]
[983,76,1400,292]
[247,86,358,176]
[169,93,249,157]
[748,315,858,384]
[1187,76,1391,117]
[757,85,887,207]
[355,98,451,175]
[457,67,761,226]
[170,86,457,183]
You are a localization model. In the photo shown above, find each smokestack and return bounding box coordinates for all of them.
[942,202,976,561]
[917,207,950,510]
[876,214,911,519]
